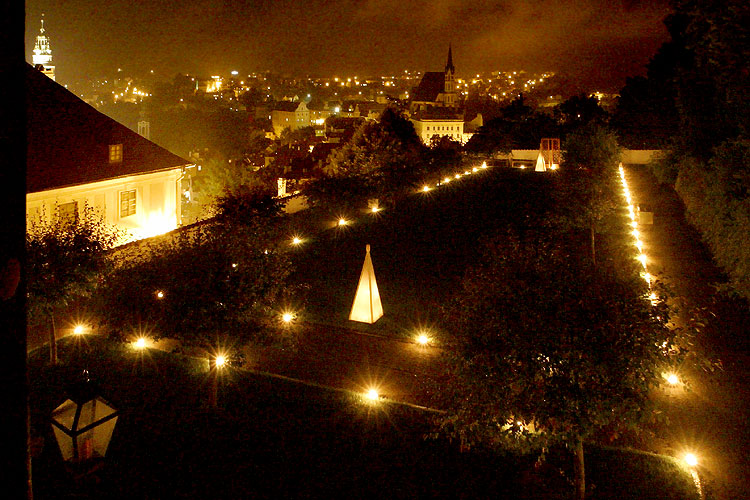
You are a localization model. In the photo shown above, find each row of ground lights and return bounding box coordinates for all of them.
[618,164,702,486]
[68,160,550,406]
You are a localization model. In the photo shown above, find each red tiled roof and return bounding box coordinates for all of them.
[411,72,445,102]
[26,65,189,193]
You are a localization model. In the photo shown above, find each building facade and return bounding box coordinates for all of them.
[409,45,473,144]
[26,65,191,245]
[32,15,55,81]
[271,101,311,137]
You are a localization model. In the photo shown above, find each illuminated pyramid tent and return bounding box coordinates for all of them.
[349,244,383,324]
[535,151,546,172]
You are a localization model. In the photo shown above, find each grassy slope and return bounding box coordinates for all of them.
[289,168,556,337]
[29,336,700,499]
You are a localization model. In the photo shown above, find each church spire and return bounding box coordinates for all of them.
[445,44,455,74]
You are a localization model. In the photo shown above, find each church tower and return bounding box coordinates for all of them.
[443,44,456,107]
[32,14,55,81]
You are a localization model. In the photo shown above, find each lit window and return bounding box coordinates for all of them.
[109,144,123,163]
[120,190,136,218]
[58,201,78,225]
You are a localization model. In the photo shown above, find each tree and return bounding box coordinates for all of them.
[94,215,295,352]
[26,207,121,364]
[439,232,678,499]
[559,124,621,266]
[308,107,423,209]
[555,94,608,132]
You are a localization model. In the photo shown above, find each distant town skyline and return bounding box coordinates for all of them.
[26,0,672,92]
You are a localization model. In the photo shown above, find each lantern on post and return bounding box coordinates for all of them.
[51,379,118,464]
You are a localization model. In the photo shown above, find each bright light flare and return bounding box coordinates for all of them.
[370,206,380,213]
[416,333,430,345]
[684,453,698,467]
[73,324,86,335]
[133,337,148,349]
[637,254,648,267]
[281,312,295,324]
[215,354,227,368]
[291,236,303,245]
[366,389,379,401]
[338,218,348,226]
[665,372,680,385]
[422,185,431,192]
[155,290,165,299]
[480,161,487,169]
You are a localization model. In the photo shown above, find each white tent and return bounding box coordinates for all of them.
[349,244,383,324]
[535,151,546,172]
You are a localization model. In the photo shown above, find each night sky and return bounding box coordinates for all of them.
[26,0,671,90]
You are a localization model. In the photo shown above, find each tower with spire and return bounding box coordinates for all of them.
[32,14,55,81]
[443,44,456,106]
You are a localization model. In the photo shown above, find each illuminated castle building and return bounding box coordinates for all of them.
[32,14,55,81]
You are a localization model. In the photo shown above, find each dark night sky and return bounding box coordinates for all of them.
[26,0,672,90]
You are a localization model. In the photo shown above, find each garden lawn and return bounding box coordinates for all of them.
[288,167,557,338]
[28,336,700,499]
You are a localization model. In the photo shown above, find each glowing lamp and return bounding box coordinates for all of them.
[215,355,227,368]
[550,164,559,170]
[416,333,430,346]
[155,290,165,299]
[665,373,679,385]
[371,206,380,213]
[422,185,430,192]
[481,161,487,169]
[472,167,478,173]
[684,453,698,467]
[637,254,648,266]
[73,325,86,335]
[454,174,461,179]
[292,236,302,245]
[443,177,451,184]
[133,337,147,350]
[338,218,348,226]
[366,389,379,401]
[281,312,294,324]
[51,381,118,463]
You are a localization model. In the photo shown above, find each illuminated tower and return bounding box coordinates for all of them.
[32,14,55,81]
[443,44,456,107]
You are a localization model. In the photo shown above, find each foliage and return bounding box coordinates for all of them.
[674,139,750,299]
[306,107,423,209]
[562,123,621,172]
[94,220,295,349]
[26,206,121,327]
[438,231,678,496]
[555,94,608,131]
[214,183,282,224]
[465,98,560,155]
[636,0,750,299]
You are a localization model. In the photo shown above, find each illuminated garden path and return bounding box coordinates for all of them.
[623,165,750,500]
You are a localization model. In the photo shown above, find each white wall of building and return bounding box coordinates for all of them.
[411,119,465,144]
[26,168,183,245]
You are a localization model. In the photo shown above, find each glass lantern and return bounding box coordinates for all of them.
[51,388,118,463]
